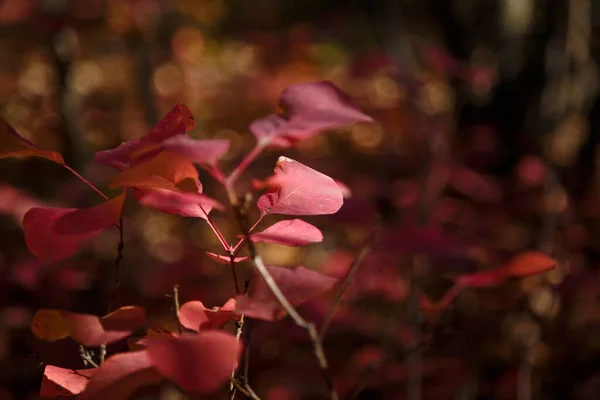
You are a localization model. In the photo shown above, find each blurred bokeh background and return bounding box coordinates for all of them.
[2,0,600,399]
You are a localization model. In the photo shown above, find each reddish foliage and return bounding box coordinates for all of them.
[250,219,323,246]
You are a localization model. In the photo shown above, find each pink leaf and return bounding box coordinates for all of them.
[178,298,237,332]
[80,351,162,400]
[22,192,125,262]
[257,157,344,216]
[205,252,249,264]
[41,365,94,397]
[100,306,146,331]
[134,182,224,220]
[161,135,230,167]
[250,81,372,147]
[146,331,241,393]
[235,265,338,321]
[94,103,194,170]
[250,219,323,246]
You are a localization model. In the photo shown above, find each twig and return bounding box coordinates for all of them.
[173,284,183,335]
[79,345,99,368]
[319,237,373,339]
[226,143,266,190]
[225,185,338,400]
[107,216,125,314]
[229,281,250,399]
[99,344,106,364]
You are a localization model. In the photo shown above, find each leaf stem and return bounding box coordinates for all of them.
[107,216,125,314]
[63,165,109,200]
[200,205,230,252]
[173,284,183,335]
[226,142,265,188]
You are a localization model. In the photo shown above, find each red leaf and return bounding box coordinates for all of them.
[109,151,198,191]
[0,116,65,165]
[161,135,230,167]
[250,81,372,147]
[205,252,249,264]
[22,192,125,262]
[146,332,241,393]
[80,350,162,400]
[134,180,224,220]
[257,157,344,216]
[94,103,194,170]
[101,306,146,331]
[250,219,323,246]
[32,306,143,347]
[235,265,338,321]
[0,184,49,223]
[500,251,556,278]
[41,365,94,397]
[453,269,506,288]
[178,298,237,332]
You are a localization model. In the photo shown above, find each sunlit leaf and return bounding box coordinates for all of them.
[41,365,94,398]
[257,157,344,216]
[161,135,230,167]
[249,219,323,246]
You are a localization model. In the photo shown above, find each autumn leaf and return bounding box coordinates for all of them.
[41,365,94,398]
[178,298,237,331]
[146,331,241,393]
[31,306,144,347]
[0,116,65,165]
[94,103,194,170]
[235,265,338,321]
[22,192,125,262]
[249,219,323,246]
[256,157,344,216]
[250,81,373,147]
[500,251,556,278]
[161,135,230,167]
[80,351,162,400]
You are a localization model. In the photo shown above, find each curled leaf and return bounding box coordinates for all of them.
[94,103,194,170]
[178,298,236,332]
[80,350,162,400]
[23,192,125,262]
[235,265,338,321]
[31,306,144,347]
[146,331,241,393]
[257,157,344,216]
[0,116,65,165]
[109,151,198,191]
[250,219,323,246]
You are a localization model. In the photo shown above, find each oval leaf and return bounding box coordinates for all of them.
[249,219,323,246]
[501,251,557,278]
[146,331,241,393]
[257,157,344,216]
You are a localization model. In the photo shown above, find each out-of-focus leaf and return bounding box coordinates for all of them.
[0,116,65,165]
[235,265,338,321]
[22,192,125,262]
[161,136,230,167]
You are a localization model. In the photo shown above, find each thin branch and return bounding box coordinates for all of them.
[200,205,230,252]
[107,216,125,314]
[226,142,266,188]
[79,345,99,368]
[224,185,338,400]
[99,344,106,364]
[63,165,109,200]
[173,284,183,335]
[232,215,264,257]
[319,237,372,339]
